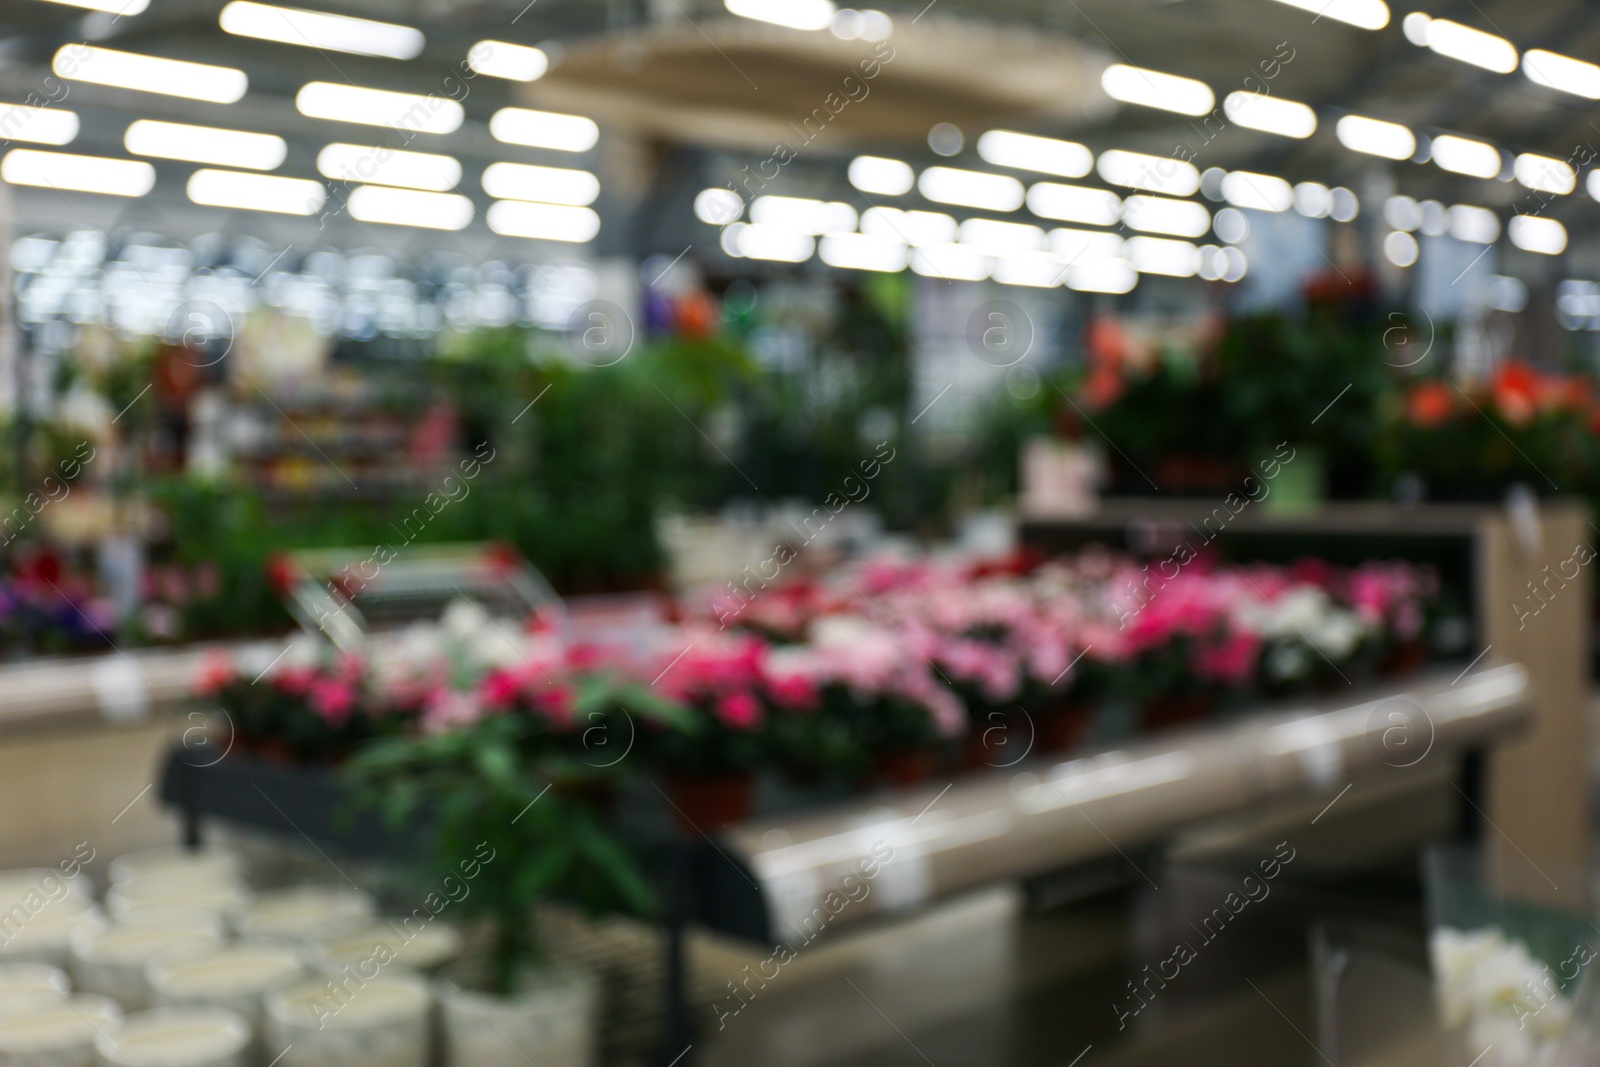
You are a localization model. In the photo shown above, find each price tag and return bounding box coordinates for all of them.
[92,658,151,724]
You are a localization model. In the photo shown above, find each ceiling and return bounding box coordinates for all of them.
[0,0,1594,262]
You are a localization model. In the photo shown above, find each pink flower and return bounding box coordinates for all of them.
[309,678,358,726]
[424,688,485,734]
[716,691,763,730]
[193,650,236,697]
[532,684,576,728]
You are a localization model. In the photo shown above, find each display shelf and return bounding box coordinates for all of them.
[1023,498,1593,899]
[155,663,1528,1065]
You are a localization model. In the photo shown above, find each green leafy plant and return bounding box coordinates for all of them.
[348,712,659,996]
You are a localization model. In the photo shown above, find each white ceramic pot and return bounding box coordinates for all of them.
[105,884,248,924]
[234,890,372,946]
[0,872,92,910]
[0,965,69,1019]
[108,909,225,938]
[264,972,429,1067]
[309,922,461,976]
[437,967,599,1067]
[147,944,303,1031]
[95,1008,249,1067]
[0,993,121,1067]
[107,850,242,891]
[70,925,220,1011]
[0,908,105,972]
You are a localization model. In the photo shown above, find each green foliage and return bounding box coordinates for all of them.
[347,712,657,996]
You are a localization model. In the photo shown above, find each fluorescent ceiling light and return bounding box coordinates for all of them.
[1514,153,1575,195]
[318,144,461,191]
[725,0,835,31]
[487,200,601,243]
[125,120,285,170]
[482,162,599,206]
[694,188,743,225]
[1221,171,1293,213]
[1026,183,1120,227]
[1418,17,1517,74]
[1066,259,1137,294]
[34,0,148,14]
[1448,204,1499,244]
[297,82,463,134]
[2,149,153,197]
[1431,135,1500,178]
[729,223,815,262]
[849,156,914,195]
[1050,228,1125,262]
[1266,0,1388,30]
[0,105,79,147]
[1523,50,1600,99]
[1222,92,1316,138]
[1127,236,1200,278]
[750,195,855,234]
[909,243,991,282]
[1100,64,1214,116]
[219,2,423,59]
[1335,115,1415,160]
[489,108,598,152]
[860,207,956,246]
[1508,215,1566,255]
[918,167,1024,211]
[349,186,472,230]
[55,46,247,104]
[187,168,323,215]
[1294,182,1332,218]
[993,252,1067,288]
[820,233,907,273]
[1121,195,1212,238]
[976,131,1093,178]
[1096,150,1200,195]
[957,218,1045,255]
[467,41,548,81]
[1383,231,1418,268]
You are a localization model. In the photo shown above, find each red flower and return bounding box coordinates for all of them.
[715,691,763,730]
[1405,380,1455,428]
[1491,361,1542,427]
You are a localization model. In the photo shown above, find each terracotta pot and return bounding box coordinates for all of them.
[1380,639,1429,677]
[1036,700,1095,754]
[665,772,755,831]
[874,748,937,788]
[1140,693,1215,731]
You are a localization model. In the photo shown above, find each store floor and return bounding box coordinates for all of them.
[699,883,1353,1067]
[697,772,1458,1067]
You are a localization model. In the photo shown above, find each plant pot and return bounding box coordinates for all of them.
[69,922,220,1011]
[665,772,754,831]
[0,993,120,1067]
[1379,638,1429,677]
[1139,693,1215,732]
[437,966,598,1067]
[873,748,937,788]
[95,1007,251,1067]
[265,973,430,1067]
[1036,700,1095,754]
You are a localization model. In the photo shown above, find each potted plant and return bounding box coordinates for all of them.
[643,628,766,827]
[349,709,658,1067]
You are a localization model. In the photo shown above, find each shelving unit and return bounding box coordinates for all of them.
[158,662,1531,1065]
[1022,498,1594,901]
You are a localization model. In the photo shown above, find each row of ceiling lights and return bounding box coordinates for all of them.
[5,1,602,242]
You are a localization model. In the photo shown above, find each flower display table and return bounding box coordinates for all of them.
[1023,498,1593,905]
